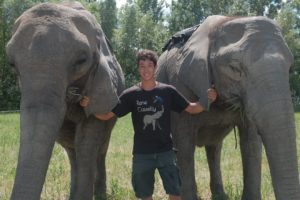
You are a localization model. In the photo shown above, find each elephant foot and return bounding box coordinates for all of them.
[181,194,201,200]
[94,192,107,200]
[241,193,261,200]
[212,192,228,200]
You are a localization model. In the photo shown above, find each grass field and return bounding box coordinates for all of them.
[0,113,300,200]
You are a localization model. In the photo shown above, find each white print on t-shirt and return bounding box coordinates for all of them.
[136,100,147,106]
[143,105,164,131]
[138,106,156,112]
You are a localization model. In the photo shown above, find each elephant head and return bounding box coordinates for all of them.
[156,15,300,200]
[6,2,124,199]
[210,16,298,200]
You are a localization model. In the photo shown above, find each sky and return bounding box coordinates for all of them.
[116,0,126,8]
[116,0,288,9]
[116,0,172,8]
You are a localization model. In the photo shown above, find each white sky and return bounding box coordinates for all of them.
[116,0,125,8]
[116,0,126,8]
[116,0,172,8]
[116,0,287,8]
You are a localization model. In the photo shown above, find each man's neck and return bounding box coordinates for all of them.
[140,79,157,91]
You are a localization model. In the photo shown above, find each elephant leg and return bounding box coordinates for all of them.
[57,121,78,200]
[173,115,198,200]
[94,118,115,200]
[94,152,107,200]
[73,117,106,200]
[238,123,262,200]
[64,148,77,200]
[205,143,227,199]
[177,143,197,200]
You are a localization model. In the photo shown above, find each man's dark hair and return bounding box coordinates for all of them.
[136,49,158,67]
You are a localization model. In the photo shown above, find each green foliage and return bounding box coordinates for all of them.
[136,0,165,22]
[276,0,300,104]
[99,0,117,40]
[0,0,36,111]
[113,3,140,87]
[227,0,250,16]
[113,1,169,87]
[168,0,206,34]
[137,9,169,54]
[167,0,285,35]
[82,0,101,22]
[81,0,118,41]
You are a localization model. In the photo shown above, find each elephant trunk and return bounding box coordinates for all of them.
[11,77,66,200]
[247,76,300,199]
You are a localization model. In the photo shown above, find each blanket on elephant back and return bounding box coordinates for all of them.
[162,24,200,52]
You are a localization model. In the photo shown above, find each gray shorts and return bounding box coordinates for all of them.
[131,150,181,198]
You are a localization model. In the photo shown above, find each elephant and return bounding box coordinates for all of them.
[6,2,124,200]
[156,15,300,200]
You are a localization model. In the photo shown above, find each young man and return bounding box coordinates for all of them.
[80,49,217,200]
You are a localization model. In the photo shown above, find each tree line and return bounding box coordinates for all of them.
[0,0,299,110]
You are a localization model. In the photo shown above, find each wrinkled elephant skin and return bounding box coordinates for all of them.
[156,15,300,200]
[6,2,124,200]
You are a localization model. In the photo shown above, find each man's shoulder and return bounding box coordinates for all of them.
[157,82,176,91]
[122,84,141,95]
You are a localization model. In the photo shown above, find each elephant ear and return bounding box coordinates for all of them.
[83,55,116,116]
[84,31,124,116]
[64,3,124,116]
[177,15,227,110]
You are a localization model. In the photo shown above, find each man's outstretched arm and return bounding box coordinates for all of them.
[80,96,115,120]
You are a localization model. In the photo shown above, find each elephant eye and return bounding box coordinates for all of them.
[75,54,87,66]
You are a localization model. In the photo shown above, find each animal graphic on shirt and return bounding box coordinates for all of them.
[143,105,164,131]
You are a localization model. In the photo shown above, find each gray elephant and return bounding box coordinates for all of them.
[6,2,124,200]
[156,15,300,200]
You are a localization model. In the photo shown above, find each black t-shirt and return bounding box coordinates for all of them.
[112,82,189,154]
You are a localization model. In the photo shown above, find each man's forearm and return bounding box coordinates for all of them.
[94,112,115,121]
[185,102,204,114]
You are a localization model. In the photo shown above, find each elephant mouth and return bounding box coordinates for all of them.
[66,63,97,103]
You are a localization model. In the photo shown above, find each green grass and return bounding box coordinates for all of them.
[1,113,300,199]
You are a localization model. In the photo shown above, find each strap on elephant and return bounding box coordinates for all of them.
[162,24,200,52]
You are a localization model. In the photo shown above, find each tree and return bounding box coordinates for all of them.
[136,1,169,53]
[113,1,169,87]
[0,0,36,110]
[168,0,206,34]
[113,2,140,87]
[99,0,117,40]
[136,0,165,22]
[276,0,300,101]
[247,0,282,17]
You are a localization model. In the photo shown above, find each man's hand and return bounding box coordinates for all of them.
[80,96,115,120]
[80,96,89,107]
[208,86,217,103]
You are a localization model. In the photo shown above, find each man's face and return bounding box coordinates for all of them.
[138,59,156,81]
